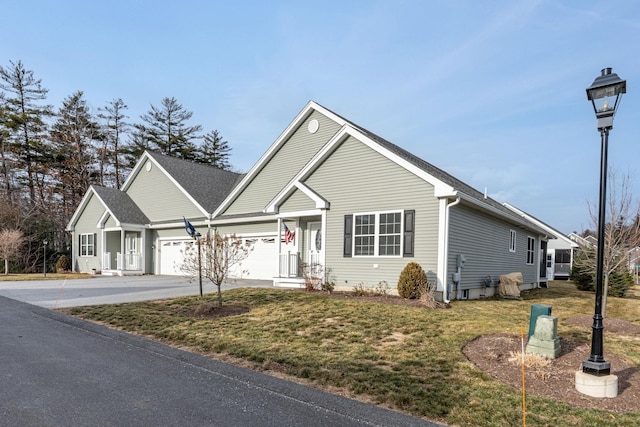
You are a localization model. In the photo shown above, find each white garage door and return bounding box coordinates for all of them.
[159,240,193,275]
[230,236,277,280]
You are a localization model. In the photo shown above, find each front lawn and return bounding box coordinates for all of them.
[65,281,640,427]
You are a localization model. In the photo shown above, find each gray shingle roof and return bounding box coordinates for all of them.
[145,151,244,213]
[319,103,544,229]
[91,185,149,224]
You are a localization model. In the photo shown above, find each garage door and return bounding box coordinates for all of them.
[229,236,277,280]
[159,240,193,275]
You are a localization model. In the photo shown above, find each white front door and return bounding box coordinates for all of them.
[308,222,323,268]
[125,232,139,270]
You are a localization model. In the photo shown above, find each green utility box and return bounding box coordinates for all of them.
[528,304,552,341]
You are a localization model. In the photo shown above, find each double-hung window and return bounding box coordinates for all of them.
[509,230,516,252]
[80,233,95,257]
[353,211,403,257]
[526,236,535,265]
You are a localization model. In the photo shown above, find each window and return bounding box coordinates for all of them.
[526,237,535,265]
[352,211,403,257]
[80,233,95,257]
[509,230,516,252]
[554,249,571,264]
[354,214,376,256]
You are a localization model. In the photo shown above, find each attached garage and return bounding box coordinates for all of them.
[230,235,278,280]
[159,239,193,275]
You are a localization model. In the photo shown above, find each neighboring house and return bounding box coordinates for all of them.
[66,151,243,276]
[68,101,552,301]
[503,203,579,280]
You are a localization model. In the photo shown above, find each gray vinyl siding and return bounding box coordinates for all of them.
[126,160,202,222]
[447,204,538,294]
[305,136,440,289]
[280,189,315,212]
[223,111,341,215]
[73,194,104,272]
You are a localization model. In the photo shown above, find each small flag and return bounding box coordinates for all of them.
[184,217,197,239]
[283,223,295,244]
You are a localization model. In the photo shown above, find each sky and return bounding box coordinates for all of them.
[2,0,639,235]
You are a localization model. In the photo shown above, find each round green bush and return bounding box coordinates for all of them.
[397,261,428,299]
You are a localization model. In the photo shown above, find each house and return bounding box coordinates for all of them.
[67,101,552,301]
[66,150,243,275]
[503,203,579,280]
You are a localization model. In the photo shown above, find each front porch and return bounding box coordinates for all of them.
[102,251,143,276]
[274,250,323,287]
[101,229,144,276]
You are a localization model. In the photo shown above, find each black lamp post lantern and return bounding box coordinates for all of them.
[583,68,626,376]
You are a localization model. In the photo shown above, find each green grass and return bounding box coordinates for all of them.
[65,282,640,426]
[0,273,93,281]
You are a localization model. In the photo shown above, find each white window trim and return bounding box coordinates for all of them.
[526,236,535,265]
[352,210,403,258]
[509,229,516,253]
[80,233,95,257]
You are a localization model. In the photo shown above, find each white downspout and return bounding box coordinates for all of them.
[442,197,461,303]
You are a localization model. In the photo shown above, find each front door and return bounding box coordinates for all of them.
[308,222,323,271]
[125,232,139,270]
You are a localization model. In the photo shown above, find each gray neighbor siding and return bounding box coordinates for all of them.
[223,111,341,215]
[73,193,104,272]
[447,203,538,298]
[305,136,440,289]
[126,159,202,222]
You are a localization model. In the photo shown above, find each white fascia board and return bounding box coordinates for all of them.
[276,209,323,219]
[66,186,99,231]
[214,102,347,218]
[120,151,151,191]
[503,203,575,245]
[460,194,549,237]
[344,126,456,197]
[97,210,111,229]
[267,124,457,214]
[266,182,329,213]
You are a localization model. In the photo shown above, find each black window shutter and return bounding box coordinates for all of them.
[79,234,82,256]
[403,210,415,257]
[343,215,353,257]
[93,233,97,257]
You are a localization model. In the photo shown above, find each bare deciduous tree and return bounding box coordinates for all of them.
[575,169,640,310]
[181,231,252,307]
[0,229,24,275]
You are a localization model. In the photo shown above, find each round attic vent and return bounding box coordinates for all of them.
[145,161,152,172]
[308,119,319,134]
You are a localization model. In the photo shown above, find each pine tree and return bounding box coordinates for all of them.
[49,91,103,222]
[133,97,202,160]
[0,60,52,207]
[198,129,232,170]
[98,98,129,188]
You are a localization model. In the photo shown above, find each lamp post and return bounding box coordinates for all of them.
[43,240,48,278]
[583,68,626,377]
[196,231,203,297]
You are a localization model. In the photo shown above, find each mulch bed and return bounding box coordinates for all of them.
[463,316,640,413]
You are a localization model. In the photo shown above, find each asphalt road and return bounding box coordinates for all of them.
[0,278,445,426]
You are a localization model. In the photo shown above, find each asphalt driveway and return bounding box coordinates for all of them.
[0,275,273,309]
